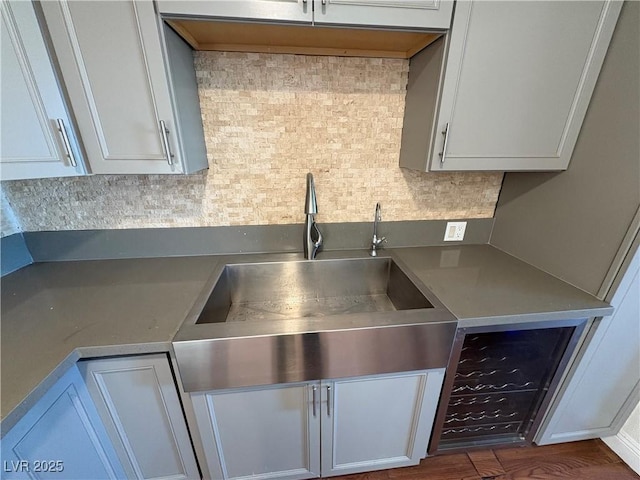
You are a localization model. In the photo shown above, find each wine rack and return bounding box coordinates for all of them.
[430,323,584,452]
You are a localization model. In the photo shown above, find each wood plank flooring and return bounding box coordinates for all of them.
[329,440,639,480]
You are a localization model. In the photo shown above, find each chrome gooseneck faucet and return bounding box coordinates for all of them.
[370,202,386,257]
[304,173,323,260]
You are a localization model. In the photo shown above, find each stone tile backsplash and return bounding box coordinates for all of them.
[1,52,502,234]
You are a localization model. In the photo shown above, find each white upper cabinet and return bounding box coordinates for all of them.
[157,0,452,30]
[158,0,312,23]
[314,0,453,30]
[400,0,623,172]
[40,0,207,175]
[0,0,85,180]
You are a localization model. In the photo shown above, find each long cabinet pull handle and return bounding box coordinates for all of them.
[312,385,317,417]
[326,385,331,416]
[159,120,174,165]
[438,122,450,165]
[56,118,77,167]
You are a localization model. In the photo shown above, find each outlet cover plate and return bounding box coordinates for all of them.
[444,222,467,241]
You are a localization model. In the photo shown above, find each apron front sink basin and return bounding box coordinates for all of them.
[173,253,457,392]
[196,257,433,324]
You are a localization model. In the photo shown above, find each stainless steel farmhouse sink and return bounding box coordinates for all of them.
[197,256,434,323]
[173,253,457,392]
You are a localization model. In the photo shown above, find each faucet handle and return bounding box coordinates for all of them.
[312,223,323,249]
[372,235,386,247]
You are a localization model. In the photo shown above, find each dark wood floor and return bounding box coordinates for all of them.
[331,440,639,480]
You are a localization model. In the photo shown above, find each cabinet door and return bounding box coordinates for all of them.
[320,369,445,477]
[40,0,185,174]
[79,354,199,480]
[314,0,453,30]
[0,0,84,180]
[1,365,125,480]
[157,0,311,23]
[536,248,640,445]
[190,383,320,480]
[424,0,621,171]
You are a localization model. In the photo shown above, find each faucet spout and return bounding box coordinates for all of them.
[370,202,386,257]
[304,173,323,260]
[305,173,318,215]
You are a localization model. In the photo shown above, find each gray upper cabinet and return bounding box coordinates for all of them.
[40,0,207,175]
[157,0,312,23]
[314,0,453,30]
[400,0,623,172]
[0,0,85,180]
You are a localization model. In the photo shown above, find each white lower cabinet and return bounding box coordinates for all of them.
[190,369,445,480]
[536,248,640,445]
[2,355,200,480]
[79,354,200,480]
[321,371,445,477]
[1,364,126,480]
[191,382,319,480]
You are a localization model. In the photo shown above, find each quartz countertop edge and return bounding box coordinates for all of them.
[455,309,613,329]
[1,342,173,436]
[0,245,612,435]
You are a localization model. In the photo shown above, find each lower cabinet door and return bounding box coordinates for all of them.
[78,354,200,480]
[1,365,126,480]
[536,248,640,445]
[320,369,445,477]
[190,382,321,480]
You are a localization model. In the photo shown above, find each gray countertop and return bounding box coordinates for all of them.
[0,244,611,433]
[1,255,219,433]
[392,245,612,325]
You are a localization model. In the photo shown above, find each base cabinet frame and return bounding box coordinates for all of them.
[79,354,200,480]
[0,365,126,480]
[189,369,445,480]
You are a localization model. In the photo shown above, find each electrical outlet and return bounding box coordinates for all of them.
[444,221,467,241]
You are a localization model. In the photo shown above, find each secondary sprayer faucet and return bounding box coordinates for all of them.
[304,173,323,260]
[370,202,386,257]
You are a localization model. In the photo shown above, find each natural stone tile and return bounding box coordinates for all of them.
[1,52,502,233]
